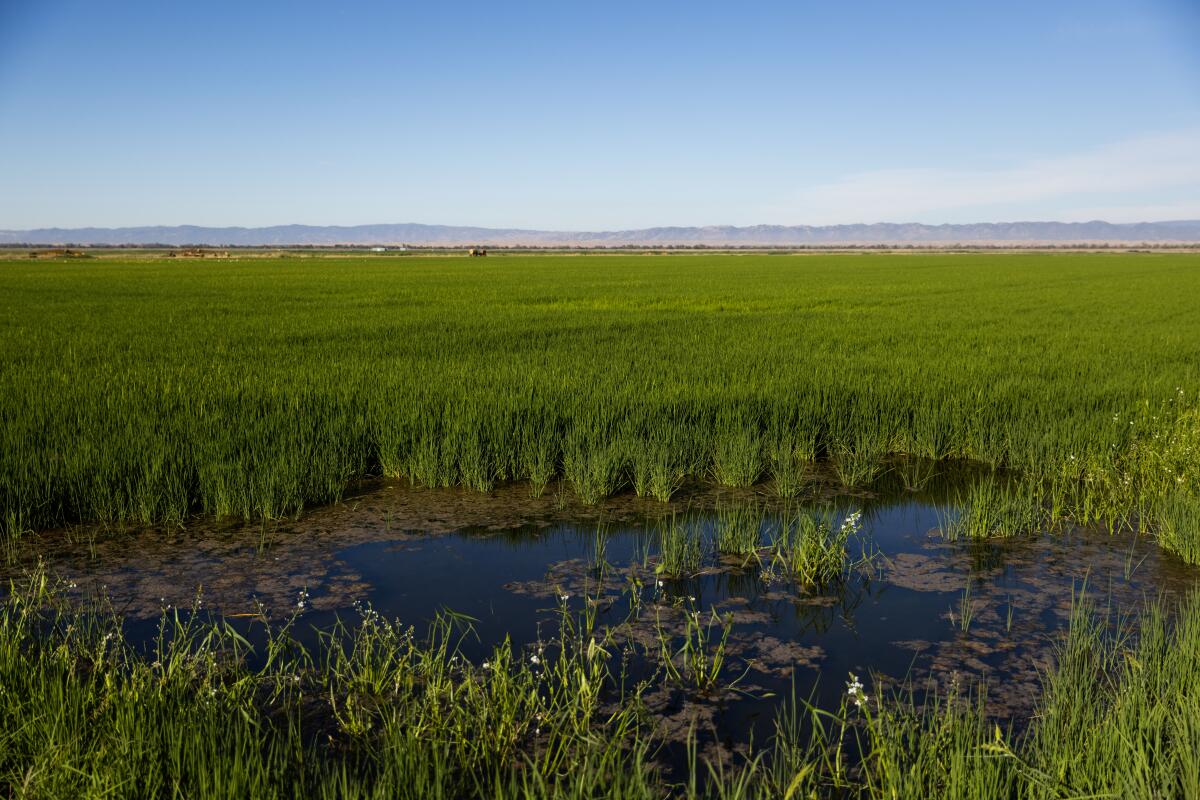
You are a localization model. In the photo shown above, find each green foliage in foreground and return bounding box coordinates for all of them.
[2,573,1199,799]
[2,253,1200,557]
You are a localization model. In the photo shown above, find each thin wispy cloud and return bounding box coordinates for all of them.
[773,130,1200,224]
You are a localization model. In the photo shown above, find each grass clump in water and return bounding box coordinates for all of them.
[714,501,763,565]
[656,608,739,695]
[769,508,866,588]
[1155,488,1200,565]
[942,476,1046,540]
[655,513,703,578]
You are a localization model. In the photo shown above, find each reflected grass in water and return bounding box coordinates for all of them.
[940,476,1046,541]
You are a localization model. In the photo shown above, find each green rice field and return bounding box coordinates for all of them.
[2,252,1199,557]
[4,250,1200,798]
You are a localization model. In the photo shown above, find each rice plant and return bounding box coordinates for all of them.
[952,577,975,634]
[769,508,865,588]
[518,420,558,498]
[712,421,764,488]
[895,456,939,493]
[1,509,26,564]
[714,501,763,564]
[767,430,816,498]
[1155,488,1200,564]
[941,476,1047,540]
[655,607,739,694]
[655,513,702,577]
[562,437,624,505]
[590,523,609,574]
[832,443,885,488]
[628,423,695,502]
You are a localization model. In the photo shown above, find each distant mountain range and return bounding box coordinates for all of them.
[3,220,1200,247]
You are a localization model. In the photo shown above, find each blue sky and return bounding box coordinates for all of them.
[1,0,1198,229]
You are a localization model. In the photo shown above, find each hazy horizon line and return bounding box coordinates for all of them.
[5,218,1200,233]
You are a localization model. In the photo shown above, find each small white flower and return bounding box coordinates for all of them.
[482,661,492,670]
[530,654,540,665]
[560,593,570,602]
[846,673,868,709]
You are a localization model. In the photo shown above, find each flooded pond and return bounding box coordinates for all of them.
[8,465,1199,765]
